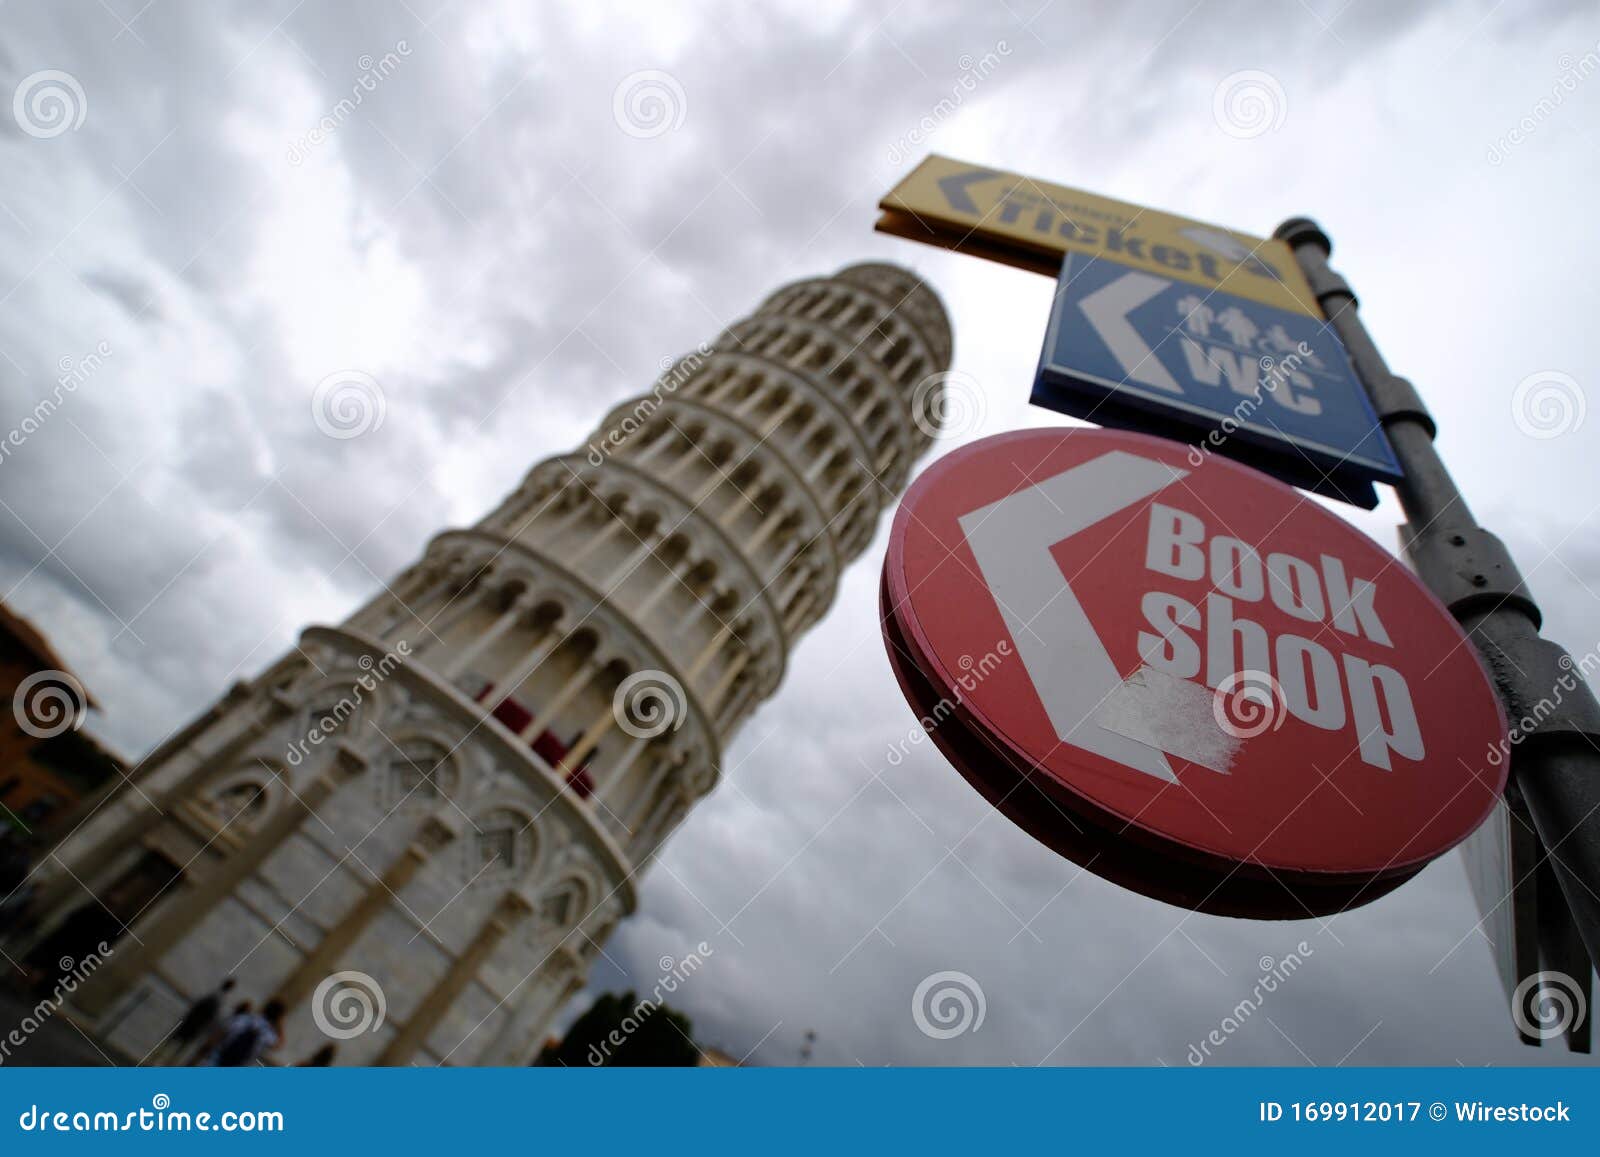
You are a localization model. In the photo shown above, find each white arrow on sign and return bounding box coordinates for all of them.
[1078,270,1183,395]
[959,450,1187,783]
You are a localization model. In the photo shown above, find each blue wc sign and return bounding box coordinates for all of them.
[1032,252,1401,508]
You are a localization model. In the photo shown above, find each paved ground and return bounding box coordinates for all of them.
[0,986,126,1067]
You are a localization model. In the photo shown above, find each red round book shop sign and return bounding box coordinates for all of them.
[882,428,1508,918]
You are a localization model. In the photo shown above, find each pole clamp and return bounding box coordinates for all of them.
[1480,634,1600,747]
[1402,524,1538,623]
[1303,263,1355,308]
[1370,373,1436,438]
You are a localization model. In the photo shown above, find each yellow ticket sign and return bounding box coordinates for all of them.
[876,155,1320,315]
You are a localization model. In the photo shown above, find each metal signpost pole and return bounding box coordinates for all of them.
[1276,217,1600,970]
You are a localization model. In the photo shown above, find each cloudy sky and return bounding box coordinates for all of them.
[3,0,1598,1066]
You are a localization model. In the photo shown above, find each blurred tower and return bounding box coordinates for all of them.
[25,263,952,1065]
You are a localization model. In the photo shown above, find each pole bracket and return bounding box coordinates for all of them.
[1402,524,1539,624]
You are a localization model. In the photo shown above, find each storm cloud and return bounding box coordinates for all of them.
[2,0,1597,1066]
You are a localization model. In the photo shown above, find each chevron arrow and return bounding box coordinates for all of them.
[937,167,1001,214]
[959,450,1188,784]
[1078,270,1184,395]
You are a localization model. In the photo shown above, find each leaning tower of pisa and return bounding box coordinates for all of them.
[22,262,952,1065]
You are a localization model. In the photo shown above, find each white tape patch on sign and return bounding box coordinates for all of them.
[1095,664,1243,774]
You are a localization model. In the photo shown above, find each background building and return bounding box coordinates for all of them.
[1,602,123,834]
[16,262,951,1065]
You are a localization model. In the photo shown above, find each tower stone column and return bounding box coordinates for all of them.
[28,263,951,1065]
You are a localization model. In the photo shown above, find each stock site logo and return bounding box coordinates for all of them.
[912,971,986,1040]
[13,670,87,739]
[312,971,387,1040]
[1511,370,1585,440]
[1212,670,1288,740]
[1512,972,1587,1041]
[12,70,87,139]
[613,670,687,739]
